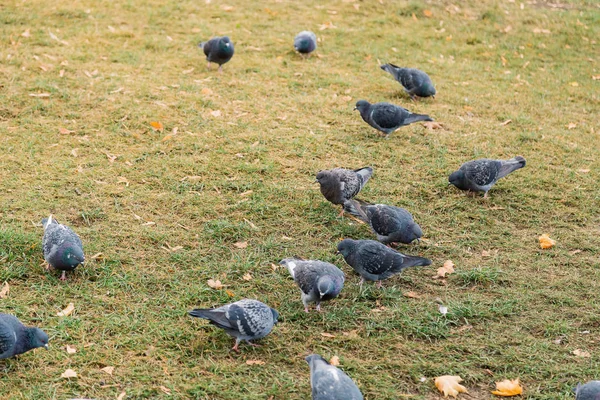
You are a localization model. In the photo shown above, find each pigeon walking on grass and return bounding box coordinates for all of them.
[354,100,433,138]
[199,36,234,72]
[337,239,431,288]
[343,199,423,245]
[306,354,364,400]
[294,31,317,57]
[380,64,436,100]
[448,156,527,198]
[280,258,344,312]
[0,313,49,359]
[42,215,85,281]
[188,299,278,352]
[315,167,373,215]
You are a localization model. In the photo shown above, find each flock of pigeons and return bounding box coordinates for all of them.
[0,29,595,400]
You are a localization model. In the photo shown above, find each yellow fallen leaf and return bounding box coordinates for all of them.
[320,332,336,338]
[225,289,235,297]
[567,123,577,129]
[329,356,340,366]
[66,344,77,354]
[210,110,222,117]
[0,282,9,299]
[101,366,115,375]
[159,386,171,394]
[423,121,444,130]
[61,369,78,378]
[57,303,75,317]
[246,360,265,365]
[201,88,213,95]
[435,375,468,398]
[436,260,455,278]
[150,121,164,131]
[221,5,234,11]
[539,234,555,249]
[207,279,223,289]
[423,9,433,17]
[569,81,579,87]
[21,29,31,37]
[412,13,418,21]
[403,291,420,299]
[162,134,173,142]
[572,349,591,358]
[234,241,248,249]
[593,75,600,80]
[491,378,523,396]
[59,127,74,134]
[242,273,252,281]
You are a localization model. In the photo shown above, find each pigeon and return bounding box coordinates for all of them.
[575,381,600,400]
[315,167,373,215]
[448,156,527,198]
[0,313,49,359]
[337,239,431,288]
[380,64,436,100]
[306,354,363,400]
[42,215,85,281]
[343,199,423,245]
[294,31,317,57]
[188,299,278,352]
[280,258,345,312]
[199,36,234,72]
[354,100,433,138]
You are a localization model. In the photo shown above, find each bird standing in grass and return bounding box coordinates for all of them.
[42,215,85,281]
[188,299,278,352]
[354,100,433,138]
[0,313,49,359]
[315,167,373,216]
[294,31,317,57]
[380,64,436,100]
[306,354,364,400]
[199,36,234,72]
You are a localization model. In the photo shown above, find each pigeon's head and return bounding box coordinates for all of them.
[305,353,327,368]
[28,327,49,350]
[354,100,371,114]
[270,308,279,324]
[448,170,468,190]
[62,245,85,267]
[337,239,357,258]
[315,170,333,186]
[317,276,339,300]
[220,36,233,50]
[407,223,423,243]
[421,82,436,97]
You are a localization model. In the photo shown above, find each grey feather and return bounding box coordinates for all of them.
[306,354,363,400]
[188,299,278,350]
[354,100,433,137]
[0,314,48,359]
[337,239,431,284]
[575,381,600,400]
[449,156,526,196]
[294,31,317,54]
[316,167,373,206]
[280,258,344,311]
[42,215,85,277]
[380,64,436,99]
[199,36,234,69]
[343,199,423,245]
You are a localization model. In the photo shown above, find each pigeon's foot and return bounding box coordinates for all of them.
[246,341,261,348]
[357,277,365,286]
[337,208,345,217]
[484,192,489,199]
[207,61,211,70]
[376,281,384,289]
[60,271,67,281]
[218,65,223,73]
[45,263,52,271]
[232,340,241,352]
[315,304,321,312]
[304,306,309,313]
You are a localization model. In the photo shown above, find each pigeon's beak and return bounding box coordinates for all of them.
[226,42,230,47]
[353,107,358,111]
[44,344,49,350]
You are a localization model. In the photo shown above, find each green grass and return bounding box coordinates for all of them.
[0,0,599,398]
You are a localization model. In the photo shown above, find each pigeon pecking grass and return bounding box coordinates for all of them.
[294,31,317,57]
[0,313,49,359]
[380,64,436,100]
[199,36,234,73]
[315,167,373,216]
[354,100,433,138]
[42,215,85,281]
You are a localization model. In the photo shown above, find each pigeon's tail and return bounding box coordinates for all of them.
[380,63,402,79]
[188,309,232,330]
[497,156,526,179]
[354,166,374,185]
[188,309,212,319]
[198,42,206,50]
[404,113,433,125]
[400,255,432,270]
[342,199,371,223]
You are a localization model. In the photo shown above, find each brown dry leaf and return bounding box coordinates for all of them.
[578,169,590,174]
[57,303,75,317]
[207,279,224,289]
[101,366,115,375]
[0,282,9,299]
[593,75,600,80]
[221,5,234,11]
[412,13,418,21]
[423,9,433,17]
[246,360,266,365]
[59,127,74,135]
[491,379,523,396]
[159,386,171,394]
[532,28,551,34]
[572,349,591,358]
[70,148,78,157]
[569,81,579,87]
[66,344,77,354]
[225,289,235,297]
[340,95,352,102]
[201,88,213,95]
[234,241,248,249]
[423,121,444,130]
[501,56,507,66]
[61,369,78,378]
[29,93,51,98]
[162,134,173,142]
[403,291,420,299]
[182,67,195,74]
[150,121,164,132]
[329,356,340,366]
[320,332,336,338]
[436,260,455,278]
[435,375,468,397]
[567,123,577,129]
[242,273,252,281]
[500,119,512,126]
[21,29,31,37]
[319,21,337,30]
[539,234,555,249]
[117,176,130,186]
[117,392,126,400]
[270,263,279,271]
[210,110,222,117]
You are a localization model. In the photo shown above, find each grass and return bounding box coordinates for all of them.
[0,0,599,398]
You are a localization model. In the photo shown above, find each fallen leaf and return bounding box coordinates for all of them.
[340,95,352,102]
[532,28,551,34]
[0,282,9,299]
[29,93,51,98]
[234,241,248,249]
[21,29,31,37]
[593,75,600,80]
[66,344,77,354]
[221,5,234,11]
[500,119,512,126]
[117,392,126,400]
[210,110,222,117]
[423,121,444,130]
[71,148,78,157]
[435,375,468,398]
[319,21,337,30]
[578,169,590,174]
[423,9,433,17]
[491,379,523,396]
[569,81,579,87]
[329,356,340,366]
[225,289,235,297]
[207,279,223,289]
[270,263,279,271]
[539,234,555,249]
[438,304,449,316]
[59,127,74,135]
[101,366,115,375]
[57,303,75,317]
[182,67,195,74]
[567,123,577,129]
[159,386,171,394]
[320,332,336,338]
[61,369,78,378]
[572,349,591,358]
[246,360,265,365]
[201,88,213,95]
[242,273,252,281]
[150,121,164,132]
[403,291,420,299]
[436,260,455,278]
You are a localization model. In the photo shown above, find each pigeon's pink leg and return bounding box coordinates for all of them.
[218,65,223,73]
[357,277,364,286]
[304,306,309,313]
[315,303,321,312]
[60,271,67,281]
[376,281,383,289]
[232,339,241,352]
[338,208,345,217]
[246,341,261,348]
[207,61,211,70]
[484,192,489,199]
[45,263,52,271]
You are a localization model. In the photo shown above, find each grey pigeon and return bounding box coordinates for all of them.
[294,31,317,56]
[315,167,373,215]
[343,199,423,245]
[0,313,48,359]
[380,64,436,99]
[280,258,345,312]
[575,381,600,400]
[42,215,85,281]
[188,299,278,352]
[199,36,234,72]
[354,100,433,138]
[337,239,431,288]
[448,156,526,198]
[306,354,363,400]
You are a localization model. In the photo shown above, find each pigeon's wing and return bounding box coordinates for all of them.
[293,263,318,295]
[229,300,272,339]
[368,205,404,236]
[356,242,397,275]
[202,38,215,57]
[312,366,363,400]
[188,306,234,330]
[371,103,407,129]
[462,159,501,186]
[337,170,362,200]
[0,319,17,357]
[497,156,526,179]
[398,69,422,92]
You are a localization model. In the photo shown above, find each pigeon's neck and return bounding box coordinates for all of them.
[13,327,34,355]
